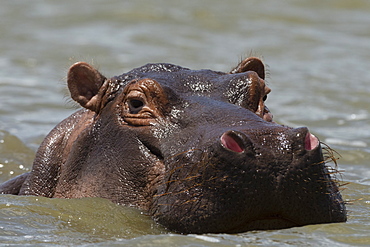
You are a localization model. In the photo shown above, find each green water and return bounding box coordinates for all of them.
[1,0,370,246]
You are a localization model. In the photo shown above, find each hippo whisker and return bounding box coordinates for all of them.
[154,183,205,207]
[154,149,219,202]
[164,149,201,174]
[321,142,341,167]
[164,149,210,179]
[312,142,349,206]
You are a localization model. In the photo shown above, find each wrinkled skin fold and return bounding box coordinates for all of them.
[0,57,346,233]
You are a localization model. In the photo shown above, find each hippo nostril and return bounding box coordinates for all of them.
[305,132,319,151]
[220,131,245,153]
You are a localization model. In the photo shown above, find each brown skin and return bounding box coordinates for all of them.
[0,57,346,233]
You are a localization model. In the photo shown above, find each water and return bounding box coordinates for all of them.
[1,0,370,246]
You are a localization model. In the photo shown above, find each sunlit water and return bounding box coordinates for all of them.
[1,0,370,246]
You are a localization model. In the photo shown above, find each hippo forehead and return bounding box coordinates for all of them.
[111,63,236,97]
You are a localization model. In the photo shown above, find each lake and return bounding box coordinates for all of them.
[1,0,369,246]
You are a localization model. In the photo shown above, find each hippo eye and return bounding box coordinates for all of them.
[128,99,144,114]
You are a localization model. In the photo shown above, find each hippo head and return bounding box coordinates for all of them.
[67,57,346,233]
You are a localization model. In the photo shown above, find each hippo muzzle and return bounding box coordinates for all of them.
[151,122,345,233]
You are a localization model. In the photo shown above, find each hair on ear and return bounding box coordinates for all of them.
[230,57,265,79]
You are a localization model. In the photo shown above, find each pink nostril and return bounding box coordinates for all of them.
[305,132,319,151]
[221,132,244,153]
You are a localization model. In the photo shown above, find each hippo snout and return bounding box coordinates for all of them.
[153,124,345,234]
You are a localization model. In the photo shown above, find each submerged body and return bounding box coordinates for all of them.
[0,57,346,233]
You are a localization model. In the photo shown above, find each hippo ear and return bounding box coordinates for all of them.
[230,57,265,79]
[67,62,107,112]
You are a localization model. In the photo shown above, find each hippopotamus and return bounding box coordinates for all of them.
[0,57,346,233]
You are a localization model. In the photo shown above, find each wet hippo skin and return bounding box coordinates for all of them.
[0,57,346,233]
